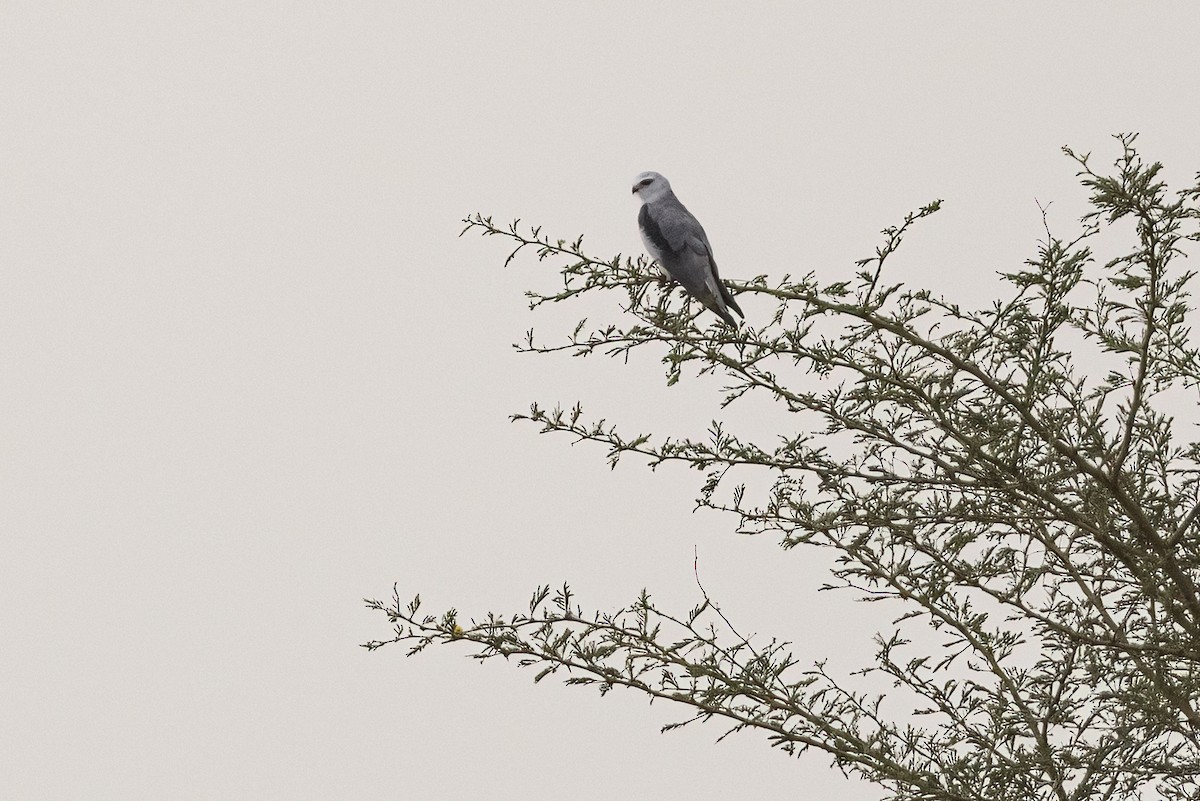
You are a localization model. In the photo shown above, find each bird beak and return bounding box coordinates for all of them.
[631,186,638,195]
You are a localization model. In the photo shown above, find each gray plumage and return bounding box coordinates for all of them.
[631,171,744,327]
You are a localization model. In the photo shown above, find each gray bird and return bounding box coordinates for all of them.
[632,171,744,327]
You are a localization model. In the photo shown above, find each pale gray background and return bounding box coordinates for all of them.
[3,3,1199,799]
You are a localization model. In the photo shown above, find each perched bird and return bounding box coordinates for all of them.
[632,171,744,327]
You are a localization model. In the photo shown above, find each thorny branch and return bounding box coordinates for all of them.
[370,135,1200,801]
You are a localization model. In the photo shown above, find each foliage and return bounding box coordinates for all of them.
[365,135,1200,801]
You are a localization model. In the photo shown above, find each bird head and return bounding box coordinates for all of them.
[631,171,672,203]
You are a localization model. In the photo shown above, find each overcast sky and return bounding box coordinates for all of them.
[4,4,1200,800]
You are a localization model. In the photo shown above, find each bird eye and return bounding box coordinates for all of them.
[639,178,653,186]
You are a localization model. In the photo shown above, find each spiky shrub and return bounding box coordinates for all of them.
[366,135,1200,801]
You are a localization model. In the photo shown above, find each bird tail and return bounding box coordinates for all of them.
[706,297,738,327]
[718,283,744,323]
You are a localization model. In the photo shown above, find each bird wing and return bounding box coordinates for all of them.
[686,222,744,320]
[640,199,743,324]
[638,202,680,260]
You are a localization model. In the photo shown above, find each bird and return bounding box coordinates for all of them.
[631,171,744,327]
